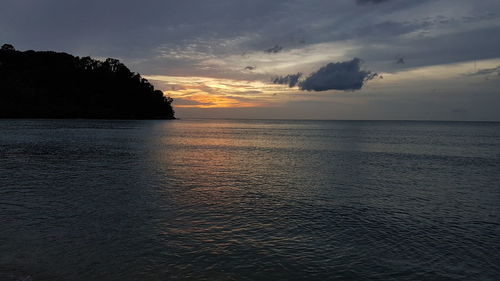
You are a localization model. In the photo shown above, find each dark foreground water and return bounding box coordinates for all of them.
[1,119,499,281]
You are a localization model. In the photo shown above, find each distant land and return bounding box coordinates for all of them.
[0,44,175,119]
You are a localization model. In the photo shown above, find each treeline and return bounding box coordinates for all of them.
[0,44,174,119]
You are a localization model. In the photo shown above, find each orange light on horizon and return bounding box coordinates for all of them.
[172,94,261,108]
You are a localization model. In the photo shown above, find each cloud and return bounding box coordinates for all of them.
[395,55,405,64]
[466,65,500,76]
[3,0,498,82]
[356,0,390,5]
[271,58,378,91]
[299,58,378,91]
[245,66,256,71]
[265,45,284,54]
[272,73,303,87]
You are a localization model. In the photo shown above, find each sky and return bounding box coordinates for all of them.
[2,0,500,120]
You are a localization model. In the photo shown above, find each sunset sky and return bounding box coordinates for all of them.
[2,0,500,120]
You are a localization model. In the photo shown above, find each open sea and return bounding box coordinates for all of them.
[1,119,499,281]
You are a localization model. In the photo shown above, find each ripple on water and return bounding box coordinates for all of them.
[1,119,499,281]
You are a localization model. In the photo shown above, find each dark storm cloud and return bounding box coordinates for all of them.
[272,73,303,87]
[356,0,390,5]
[299,58,378,91]
[272,58,378,91]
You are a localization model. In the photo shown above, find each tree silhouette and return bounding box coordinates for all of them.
[1,44,15,51]
[0,44,175,119]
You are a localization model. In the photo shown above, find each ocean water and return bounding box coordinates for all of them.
[0,119,499,281]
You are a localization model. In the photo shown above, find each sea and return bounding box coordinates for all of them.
[1,119,499,281]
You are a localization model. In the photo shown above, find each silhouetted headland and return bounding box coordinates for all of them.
[0,44,174,119]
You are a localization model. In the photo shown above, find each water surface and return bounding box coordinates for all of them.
[1,119,499,280]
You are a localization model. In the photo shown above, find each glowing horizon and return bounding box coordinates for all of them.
[144,75,294,108]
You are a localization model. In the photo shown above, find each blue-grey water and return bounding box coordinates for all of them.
[1,119,499,281]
